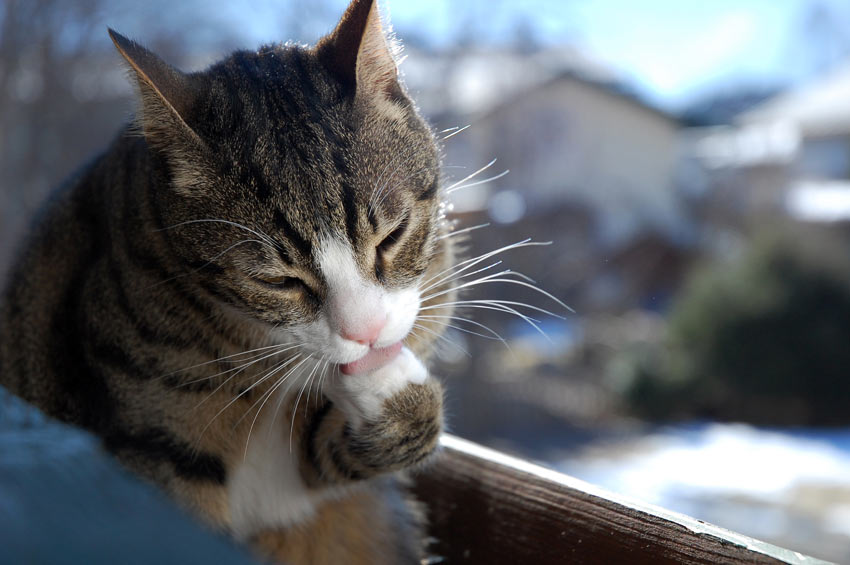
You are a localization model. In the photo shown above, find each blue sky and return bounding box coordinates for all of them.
[386,0,850,108]
[223,0,850,110]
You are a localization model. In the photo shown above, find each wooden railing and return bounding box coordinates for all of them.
[413,435,829,565]
[0,383,831,564]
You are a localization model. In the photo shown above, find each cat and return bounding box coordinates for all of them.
[0,0,459,562]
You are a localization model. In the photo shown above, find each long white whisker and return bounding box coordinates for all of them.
[439,124,470,141]
[421,270,553,306]
[302,356,325,420]
[146,238,265,290]
[182,344,302,392]
[412,323,470,356]
[419,239,548,294]
[421,300,550,340]
[242,355,313,458]
[446,169,510,194]
[419,263,508,300]
[443,158,498,193]
[194,354,302,450]
[422,298,559,320]
[156,218,280,251]
[267,357,324,444]
[238,354,310,430]
[443,277,572,314]
[157,342,296,380]
[436,222,490,241]
[417,314,509,345]
[315,358,332,410]
[288,357,322,451]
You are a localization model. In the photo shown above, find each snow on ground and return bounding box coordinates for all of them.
[559,423,850,563]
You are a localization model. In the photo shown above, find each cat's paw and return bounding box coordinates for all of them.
[347,375,443,472]
[330,346,428,427]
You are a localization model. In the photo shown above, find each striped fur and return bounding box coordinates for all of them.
[0,1,455,563]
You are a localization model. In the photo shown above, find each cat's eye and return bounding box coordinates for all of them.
[377,218,408,255]
[253,274,305,292]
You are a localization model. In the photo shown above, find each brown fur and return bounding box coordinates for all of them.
[0,1,456,562]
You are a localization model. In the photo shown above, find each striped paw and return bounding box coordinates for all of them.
[345,376,443,472]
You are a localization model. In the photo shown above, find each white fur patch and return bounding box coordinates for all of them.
[292,238,420,360]
[328,346,427,428]
[227,385,352,539]
[228,238,427,535]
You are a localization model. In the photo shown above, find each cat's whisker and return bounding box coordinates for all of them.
[302,356,325,419]
[417,238,532,290]
[315,358,333,410]
[286,356,324,452]
[442,158,499,194]
[436,222,490,242]
[194,353,303,451]
[156,218,280,252]
[438,124,470,141]
[242,354,315,459]
[236,353,310,430]
[417,319,501,342]
[422,300,552,341]
[177,343,302,391]
[419,261,504,297]
[418,239,547,294]
[145,238,265,290]
[158,341,298,381]
[427,276,572,315]
[319,362,340,403]
[266,355,316,444]
[214,354,302,418]
[416,314,509,346]
[420,269,547,304]
[445,169,510,195]
[412,322,469,356]
[422,298,558,320]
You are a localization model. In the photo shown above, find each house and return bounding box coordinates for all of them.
[404,47,685,248]
[689,62,850,223]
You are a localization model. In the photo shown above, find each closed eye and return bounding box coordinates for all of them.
[377,218,408,254]
[253,274,306,292]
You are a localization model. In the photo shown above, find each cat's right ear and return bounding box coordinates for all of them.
[108,29,203,148]
[315,0,405,103]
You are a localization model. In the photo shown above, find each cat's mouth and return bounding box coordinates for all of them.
[339,341,402,375]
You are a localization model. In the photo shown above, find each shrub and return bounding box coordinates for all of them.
[625,228,850,425]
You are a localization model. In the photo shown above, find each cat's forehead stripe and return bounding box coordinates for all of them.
[273,209,313,260]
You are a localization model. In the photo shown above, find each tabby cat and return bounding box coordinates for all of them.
[0,0,457,562]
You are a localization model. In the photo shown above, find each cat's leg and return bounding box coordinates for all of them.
[249,478,426,565]
[299,346,443,487]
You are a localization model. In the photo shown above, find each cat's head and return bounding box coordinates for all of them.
[111,0,451,366]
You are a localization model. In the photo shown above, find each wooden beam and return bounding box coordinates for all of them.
[413,435,829,565]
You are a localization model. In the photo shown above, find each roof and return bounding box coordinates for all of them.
[403,45,672,122]
[739,60,850,136]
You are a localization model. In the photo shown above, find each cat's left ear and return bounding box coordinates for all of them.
[316,0,405,102]
[108,29,204,149]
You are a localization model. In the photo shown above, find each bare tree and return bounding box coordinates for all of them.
[0,0,234,276]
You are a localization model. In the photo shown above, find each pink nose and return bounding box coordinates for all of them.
[340,317,386,346]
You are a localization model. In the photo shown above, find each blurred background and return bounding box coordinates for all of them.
[2,0,850,562]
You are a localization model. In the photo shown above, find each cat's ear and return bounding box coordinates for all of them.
[316,0,404,102]
[108,29,203,147]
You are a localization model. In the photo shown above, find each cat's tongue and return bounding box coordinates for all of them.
[340,342,402,376]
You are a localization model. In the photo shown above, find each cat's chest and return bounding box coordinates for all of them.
[226,390,343,539]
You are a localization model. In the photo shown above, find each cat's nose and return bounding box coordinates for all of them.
[340,315,386,346]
